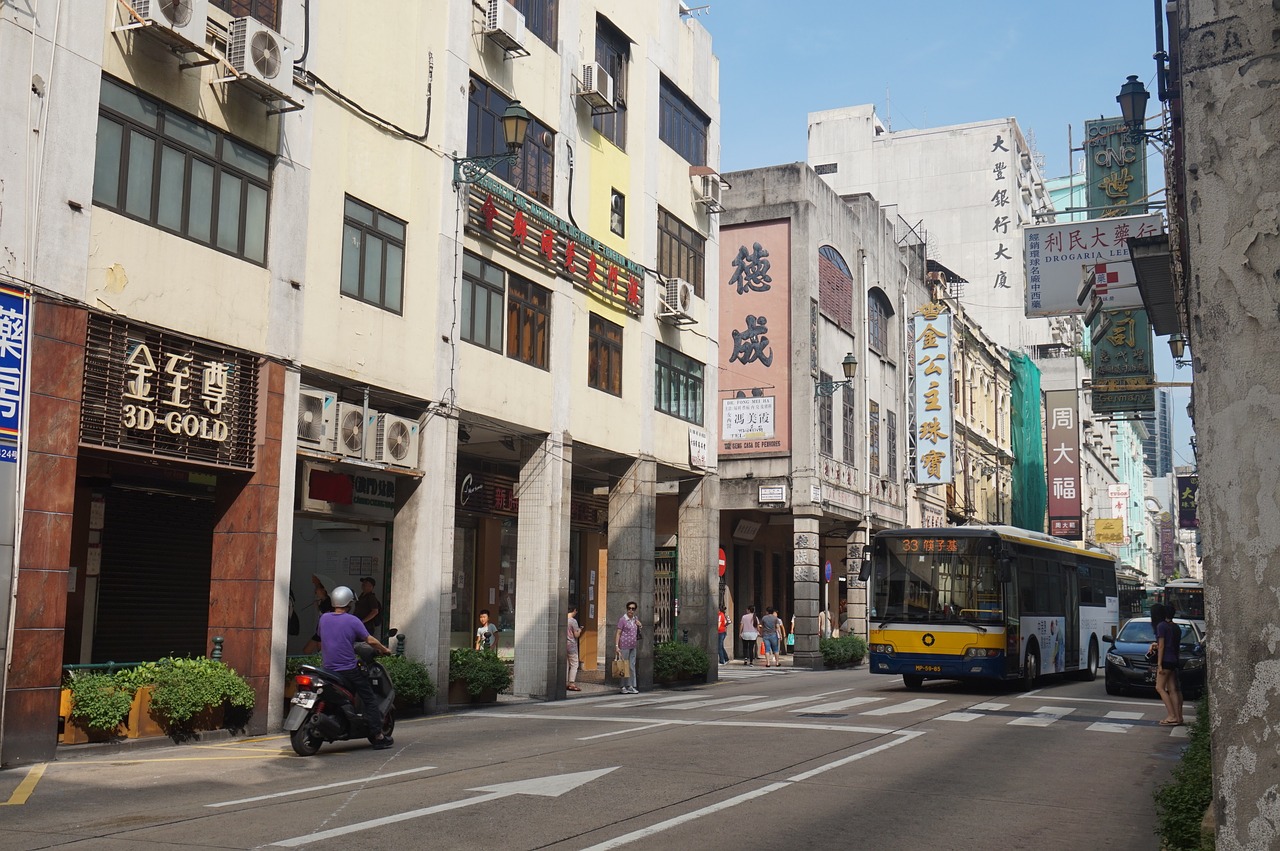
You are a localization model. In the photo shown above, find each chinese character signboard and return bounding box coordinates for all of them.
[301,463,396,521]
[1085,116,1147,218]
[1177,474,1199,529]
[1095,518,1124,544]
[0,286,29,462]
[1109,482,1131,543]
[464,174,646,317]
[913,304,953,484]
[80,315,259,469]
[1160,512,1176,578]
[1091,308,1155,413]
[1045,389,1082,539]
[718,221,791,456]
[1023,213,1162,316]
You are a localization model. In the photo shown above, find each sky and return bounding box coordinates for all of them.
[697,0,1195,473]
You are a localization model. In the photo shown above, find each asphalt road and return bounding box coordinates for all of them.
[0,664,1188,850]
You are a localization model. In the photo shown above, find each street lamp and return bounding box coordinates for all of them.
[814,352,858,397]
[453,100,531,185]
[1116,75,1167,145]
[1168,332,1192,369]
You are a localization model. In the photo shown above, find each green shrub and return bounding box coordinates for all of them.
[448,648,512,696]
[381,654,436,705]
[819,634,868,667]
[654,641,710,682]
[65,671,134,733]
[1154,695,1214,850]
[285,654,321,680]
[147,657,256,731]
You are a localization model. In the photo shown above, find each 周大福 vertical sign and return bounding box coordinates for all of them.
[1045,389,1082,539]
[913,303,953,484]
[0,286,30,463]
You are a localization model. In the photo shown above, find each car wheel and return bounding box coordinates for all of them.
[902,674,924,689]
[1022,643,1040,691]
[1105,679,1124,696]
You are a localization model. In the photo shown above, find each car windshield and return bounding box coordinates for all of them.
[1117,620,1197,645]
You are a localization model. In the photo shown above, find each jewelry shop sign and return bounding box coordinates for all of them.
[81,314,259,469]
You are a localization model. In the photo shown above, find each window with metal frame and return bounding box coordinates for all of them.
[654,342,703,424]
[592,18,628,148]
[841,384,856,464]
[657,207,705,298]
[588,313,623,396]
[211,0,278,28]
[514,0,557,48]
[506,274,550,369]
[340,196,406,314]
[93,76,272,264]
[868,289,894,354]
[869,399,881,476]
[818,372,833,457]
[658,75,709,166]
[610,189,625,237]
[467,76,555,205]
[462,252,505,352]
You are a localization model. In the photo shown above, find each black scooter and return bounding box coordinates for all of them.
[285,633,397,756]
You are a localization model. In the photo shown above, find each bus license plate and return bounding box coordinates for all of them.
[915,665,942,673]
[292,691,316,709]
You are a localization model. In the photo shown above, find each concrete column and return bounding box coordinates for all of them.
[390,411,458,712]
[791,514,823,669]
[513,433,572,699]
[846,528,868,639]
[607,458,656,688]
[678,472,719,681]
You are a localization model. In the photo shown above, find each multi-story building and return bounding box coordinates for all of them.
[1142,388,1174,478]
[715,164,928,664]
[0,0,721,765]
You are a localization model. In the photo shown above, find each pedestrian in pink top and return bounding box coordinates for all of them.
[614,601,641,693]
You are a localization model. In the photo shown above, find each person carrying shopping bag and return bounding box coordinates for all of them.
[760,606,784,667]
[738,605,762,666]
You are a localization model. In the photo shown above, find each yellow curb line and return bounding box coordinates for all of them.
[1,763,47,806]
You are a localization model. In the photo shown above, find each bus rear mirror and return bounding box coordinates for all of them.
[857,544,873,582]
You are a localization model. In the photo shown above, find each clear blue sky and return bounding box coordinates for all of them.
[699,0,1194,471]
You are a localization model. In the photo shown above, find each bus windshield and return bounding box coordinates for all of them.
[870,540,1004,626]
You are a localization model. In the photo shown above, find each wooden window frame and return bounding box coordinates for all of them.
[656,207,706,298]
[506,275,551,370]
[588,313,623,396]
[658,75,709,166]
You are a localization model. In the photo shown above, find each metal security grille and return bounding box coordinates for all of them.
[81,314,259,469]
[93,487,214,663]
[654,548,677,644]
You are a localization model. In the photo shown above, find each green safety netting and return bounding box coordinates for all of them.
[1009,351,1046,532]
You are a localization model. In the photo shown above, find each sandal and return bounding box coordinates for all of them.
[567,684,581,691]
[1158,719,1180,725]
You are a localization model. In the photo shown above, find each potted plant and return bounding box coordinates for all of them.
[654,641,710,685]
[381,654,436,713]
[133,657,257,741]
[819,634,869,668]
[61,671,133,743]
[448,647,512,704]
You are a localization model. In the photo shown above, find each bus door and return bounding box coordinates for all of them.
[1002,559,1021,678]
[1066,566,1080,669]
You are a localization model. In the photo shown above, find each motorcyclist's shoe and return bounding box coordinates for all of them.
[372,736,393,750]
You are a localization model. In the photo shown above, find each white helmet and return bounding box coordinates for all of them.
[330,586,355,609]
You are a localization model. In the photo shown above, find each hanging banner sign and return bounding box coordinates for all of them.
[0,285,30,461]
[1091,308,1156,413]
[1045,389,1082,539]
[913,304,953,484]
[1177,474,1199,529]
[1023,213,1162,316]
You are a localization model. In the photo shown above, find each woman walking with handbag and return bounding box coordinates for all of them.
[738,605,761,666]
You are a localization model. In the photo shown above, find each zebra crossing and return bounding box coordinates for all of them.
[563,688,1189,734]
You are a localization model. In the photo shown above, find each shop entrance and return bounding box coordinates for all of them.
[289,517,390,653]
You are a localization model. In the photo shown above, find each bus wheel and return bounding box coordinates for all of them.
[902,674,924,689]
[1022,644,1040,690]
[1078,639,1099,681]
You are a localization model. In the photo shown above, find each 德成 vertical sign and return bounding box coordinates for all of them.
[0,286,30,463]
[1045,389,1082,539]
[913,303,953,484]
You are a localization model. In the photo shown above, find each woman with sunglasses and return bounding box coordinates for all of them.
[614,601,642,694]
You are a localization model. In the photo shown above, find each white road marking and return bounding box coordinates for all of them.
[577,722,678,741]
[937,711,983,722]
[861,698,946,716]
[716,690,852,713]
[652,694,767,710]
[791,696,885,713]
[970,702,1009,711]
[578,733,923,850]
[1008,705,1076,727]
[206,766,437,808]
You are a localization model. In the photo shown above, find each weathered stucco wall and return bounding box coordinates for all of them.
[1178,4,1280,848]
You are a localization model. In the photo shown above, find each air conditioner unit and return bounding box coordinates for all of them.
[296,386,336,451]
[693,173,725,213]
[227,16,292,96]
[131,0,208,46]
[484,0,527,54]
[334,403,374,460]
[657,277,696,326]
[370,414,420,468]
[577,62,615,113]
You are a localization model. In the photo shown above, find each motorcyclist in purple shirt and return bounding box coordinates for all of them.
[318,586,394,749]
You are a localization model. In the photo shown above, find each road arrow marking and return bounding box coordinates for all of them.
[269,767,618,847]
